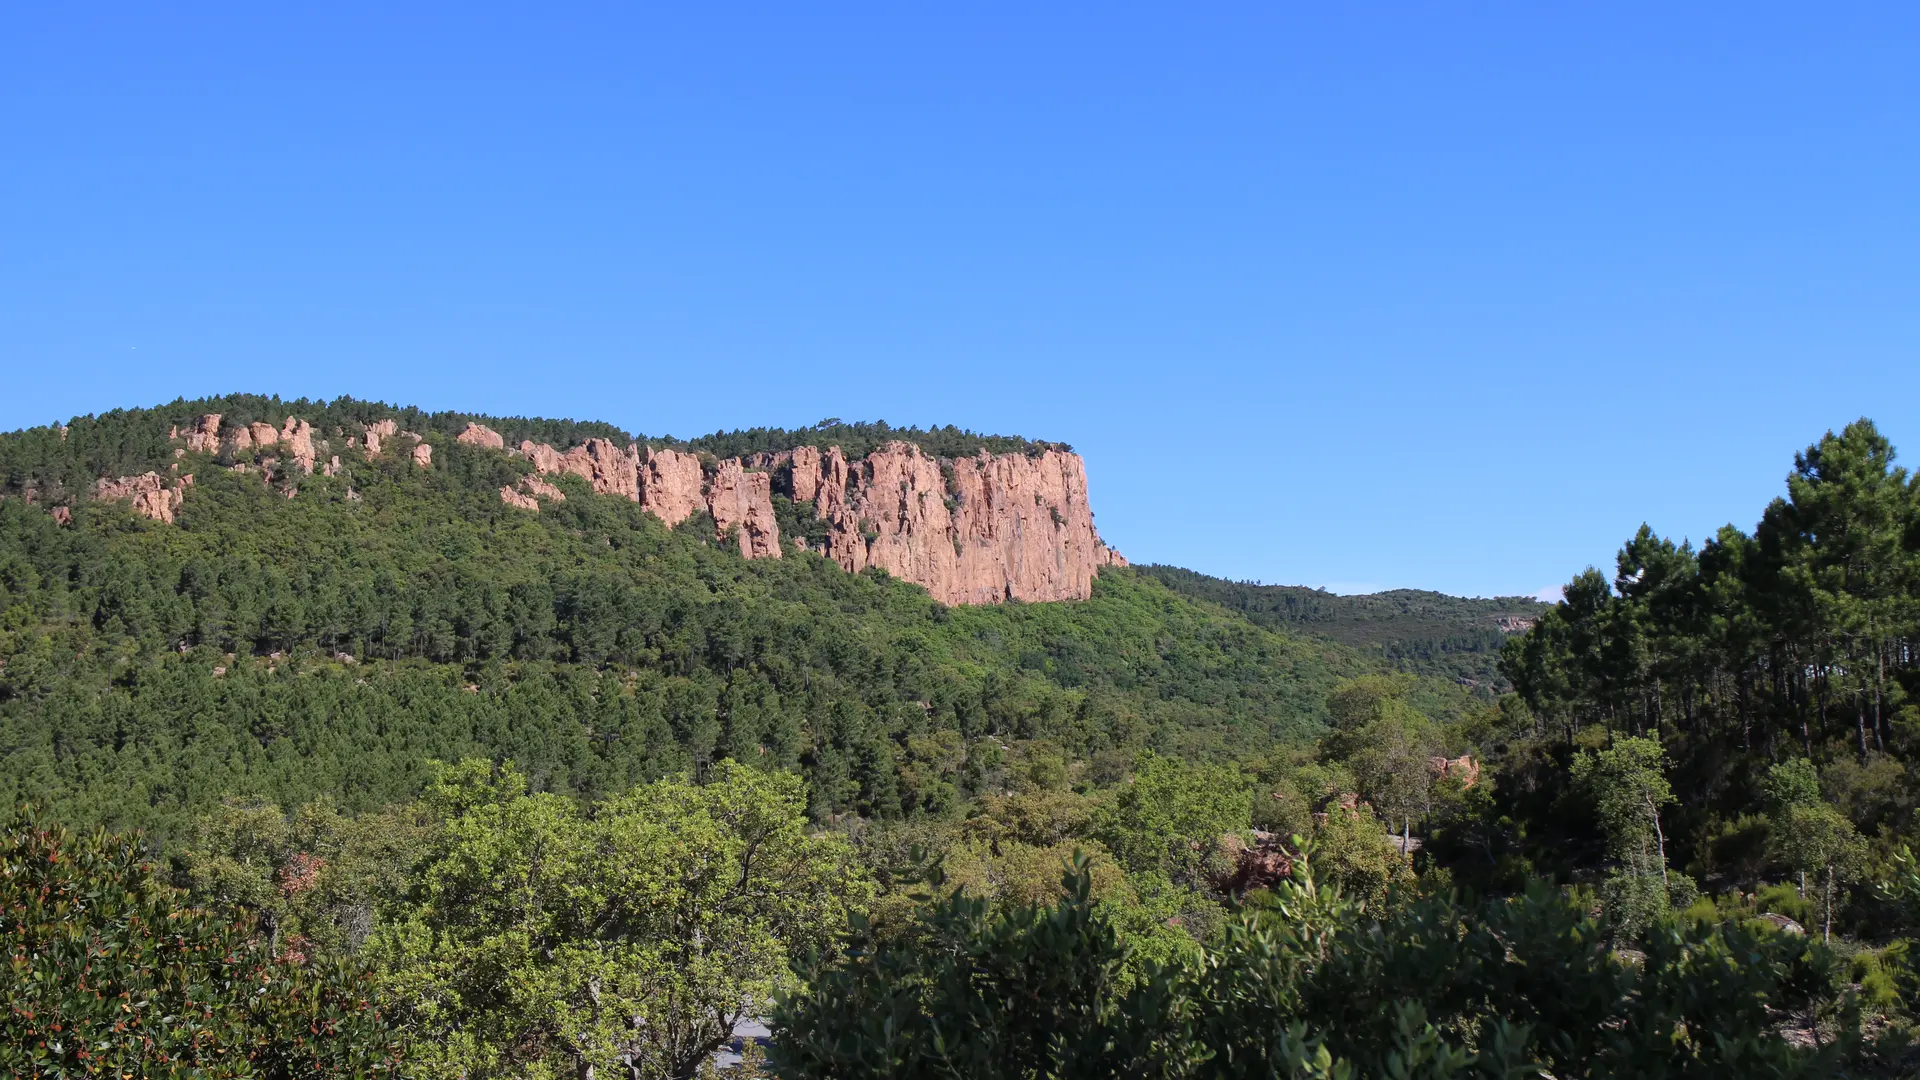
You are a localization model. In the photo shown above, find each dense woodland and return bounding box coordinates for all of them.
[6,401,1920,1077]
[1140,566,1546,692]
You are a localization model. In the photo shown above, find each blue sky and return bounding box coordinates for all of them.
[4,4,1916,598]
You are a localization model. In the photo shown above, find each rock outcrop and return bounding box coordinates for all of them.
[146,412,1122,605]
[363,420,398,459]
[174,414,222,453]
[518,438,641,501]
[281,419,316,474]
[1219,832,1297,896]
[94,472,192,523]
[1428,755,1481,789]
[523,477,564,502]
[763,442,1123,604]
[497,475,567,512]
[457,422,505,449]
[706,461,781,559]
[636,448,705,526]
[496,435,1122,604]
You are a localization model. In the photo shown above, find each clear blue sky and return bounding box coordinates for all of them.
[4,4,1916,598]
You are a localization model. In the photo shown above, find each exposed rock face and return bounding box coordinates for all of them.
[518,440,565,475]
[363,420,398,459]
[94,472,189,523]
[51,506,72,526]
[1428,755,1481,789]
[497,476,567,512]
[637,448,705,526]
[183,414,222,453]
[517,438,640,500]
[280,418,316,474]
[706,462,781,559]
[574,439,638,500]
[457,422,505,449]
[145,411,1123,605]
[523,478,565,501]
[780,445,828,503]
[769,442,1122,604]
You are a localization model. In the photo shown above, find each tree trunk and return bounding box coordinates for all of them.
[1857,697,1871,762]
[1823,866,1834,944]
[1645,792,1670,890]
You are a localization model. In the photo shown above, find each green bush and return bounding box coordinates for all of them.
[773,852,1861,1079]
[0,809,404,1078]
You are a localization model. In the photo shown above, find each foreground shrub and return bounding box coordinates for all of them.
[0,809,403,1078]
[773,851,1865,1079]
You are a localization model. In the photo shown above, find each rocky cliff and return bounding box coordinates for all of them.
[96,413,1125,606]
[484,424,1123,602]
[757,441,1126,604]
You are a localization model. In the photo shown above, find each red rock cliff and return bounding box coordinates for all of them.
[766,442,1122,604]
[706,461,782,560]
[136,412,1122,606]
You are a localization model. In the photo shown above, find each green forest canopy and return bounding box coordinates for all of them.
[7,403,1920,1075]
[0,395,1485,842]
[1140,565,1547,693]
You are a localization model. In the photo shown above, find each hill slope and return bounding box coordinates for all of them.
[1137,565,1546,692]
[0,395,1473,839]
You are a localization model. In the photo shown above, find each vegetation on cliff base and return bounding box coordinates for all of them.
[12,400,1920,1075]
[0,416,1397,841]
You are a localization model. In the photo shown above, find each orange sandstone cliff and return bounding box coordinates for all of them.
[102,415,1125,606]
[755,441,1124,604]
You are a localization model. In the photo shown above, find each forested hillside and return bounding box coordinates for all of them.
[9,399,1918,1077]
[0,395,1426,841]
[1140,565,1546,692]
[1487,418,1920,903]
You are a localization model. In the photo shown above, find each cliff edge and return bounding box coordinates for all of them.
[88,412,1126,606]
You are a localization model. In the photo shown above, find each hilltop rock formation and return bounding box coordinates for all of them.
[501,435,1121,604]
[166,414,321,473]
[636,448,706,526]
[172,414,223,454]
[706,461,782,559]
[457,422,505,449]
[362,420,398,458]
[756,441,1124,604]
[122,412,1124,605]
[516,438,641,501]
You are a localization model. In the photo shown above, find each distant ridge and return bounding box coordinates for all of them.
[0,393,1119,606]
[1137,565,1547,693]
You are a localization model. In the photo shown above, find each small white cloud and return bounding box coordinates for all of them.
[1532,585,1565,603]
